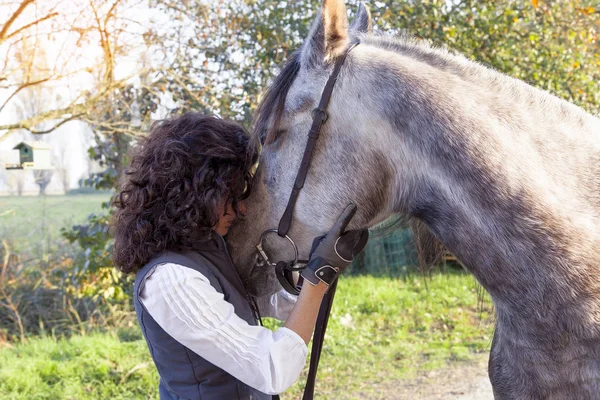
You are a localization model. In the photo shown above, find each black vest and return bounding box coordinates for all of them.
[133,235,271,400]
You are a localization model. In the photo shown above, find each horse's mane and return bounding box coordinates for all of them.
[361,33,482,77]
[253,51,301,146]
[252,34,490,149]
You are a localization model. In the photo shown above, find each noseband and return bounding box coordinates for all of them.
[256,41,360,295]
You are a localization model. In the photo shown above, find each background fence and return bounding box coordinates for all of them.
[350,220,419,277]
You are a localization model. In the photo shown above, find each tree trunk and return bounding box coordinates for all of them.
[113,132,129,189]
[33,170,53,196]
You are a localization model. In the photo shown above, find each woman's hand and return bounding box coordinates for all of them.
[284,204,368,344]
[301,203,369,289]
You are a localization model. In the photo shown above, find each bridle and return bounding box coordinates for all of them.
[255,40,360,400]
[256,40,360,296]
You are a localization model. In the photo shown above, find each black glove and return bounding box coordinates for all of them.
[301,203,369,288]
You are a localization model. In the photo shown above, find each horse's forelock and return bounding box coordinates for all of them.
[253,51,302,146]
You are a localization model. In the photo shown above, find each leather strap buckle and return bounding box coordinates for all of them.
[311,107,328,123]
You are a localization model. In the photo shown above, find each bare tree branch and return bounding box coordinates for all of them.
[82,120,145,137]
[0,0,35,43]
[0,61,156,141]
[89,0,114,85]
[4,12,59,42]
[0,112,82,136]
[0,77,51,113]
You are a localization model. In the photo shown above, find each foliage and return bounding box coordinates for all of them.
[2,0,597,141]
[378,0,600,114]
[0,194,130,342]
[61,205,133,302]
[0,271,493,398]
[63,153,128,301]
[0,242,135,344]
[146,0,317,123]
[147,0,599,123]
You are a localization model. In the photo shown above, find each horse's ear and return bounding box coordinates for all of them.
[301,0,349,69]
[350,2,372,34]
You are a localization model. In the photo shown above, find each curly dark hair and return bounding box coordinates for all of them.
[112,113,258,274]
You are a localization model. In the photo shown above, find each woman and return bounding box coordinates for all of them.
[112,113,367,399]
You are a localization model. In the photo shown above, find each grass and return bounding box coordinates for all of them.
[0,271,494,400]
[0,194,111,255]
[0,330,155,400]
[284,272,493,398]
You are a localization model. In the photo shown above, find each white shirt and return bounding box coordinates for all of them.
[139,262,307,395]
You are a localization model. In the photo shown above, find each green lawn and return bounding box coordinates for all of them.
[0,272,494,400]
[0,194,111,254]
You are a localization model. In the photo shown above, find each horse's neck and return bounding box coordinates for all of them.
[398,126,600,342]
[374,47,600,323]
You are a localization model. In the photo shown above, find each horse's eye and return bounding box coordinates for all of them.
[260,124,287,146]
[274,129,286,139]
[265,129,286,146]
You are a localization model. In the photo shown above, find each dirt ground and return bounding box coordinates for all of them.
[355,354,494,400]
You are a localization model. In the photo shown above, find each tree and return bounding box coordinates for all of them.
[145,0,317,123]
[0,164,6,192]
[144,0,599,122]
[0,0,152,141]
[7,169,26,196]
[33,169,53,196]
[52,137,70,194]
[371,0,600,114]
[2,0,598,138]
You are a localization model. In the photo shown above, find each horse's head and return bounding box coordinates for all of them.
[228,0,402,296]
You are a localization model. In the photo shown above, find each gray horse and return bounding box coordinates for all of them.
[226,1,600,398]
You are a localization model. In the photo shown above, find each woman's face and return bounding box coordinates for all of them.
[214,200,246,237]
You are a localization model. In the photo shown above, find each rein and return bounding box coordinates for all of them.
[257,40,359,400]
